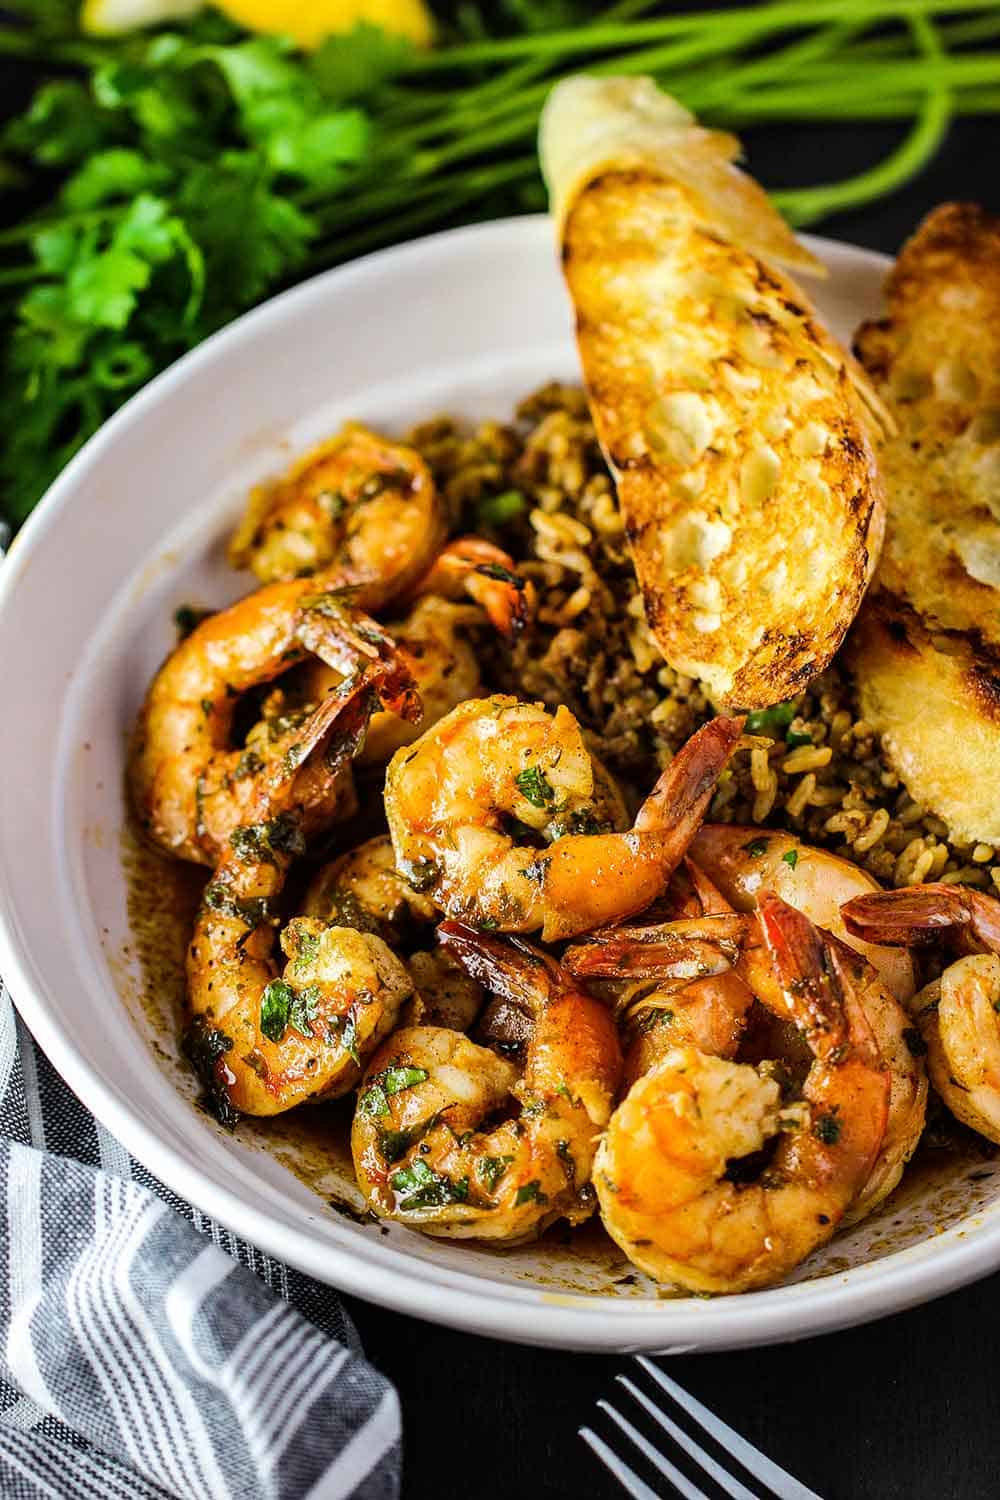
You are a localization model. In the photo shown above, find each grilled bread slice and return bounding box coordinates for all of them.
[540,75,888,710]
[849,597,1000,847]
[848,203,1000,846]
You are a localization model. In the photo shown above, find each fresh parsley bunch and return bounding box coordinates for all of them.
[0,15,412,520]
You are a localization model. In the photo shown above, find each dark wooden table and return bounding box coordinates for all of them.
[348,113,1000,1500]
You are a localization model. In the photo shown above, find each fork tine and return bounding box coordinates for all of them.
[635,1357,824,1500]
[598,1400,713,1500]
[617,1376,758,1500]
[580,1426,662,1500]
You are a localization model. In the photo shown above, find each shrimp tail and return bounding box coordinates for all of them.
[437,919,557,1005]
[295,591,423,724]
[842,885,1000,954]
[408,537,533,643]
[633,714,746,835]
[758,893,848,1052]
[562,923,743,981]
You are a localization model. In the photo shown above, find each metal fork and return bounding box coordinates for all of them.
[581,1355,823,1500]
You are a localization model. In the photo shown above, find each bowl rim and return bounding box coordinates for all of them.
[4,214,997,1352]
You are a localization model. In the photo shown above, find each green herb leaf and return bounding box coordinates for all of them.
[744,702,797,737]
[478,1155,515,1192]
[260,979,294,1043]
[514,1179,547,1206]
[477,489,526,527]
[382,1066,430,1094]
[813,1110,842,1146]
[781,849,799,869]
[390,1158,468,1210]
[514,764,556,809]
[785,729,813,749]
[743,838,768,858]
[359,1083,390,1117]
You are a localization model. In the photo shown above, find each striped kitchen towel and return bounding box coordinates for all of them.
[0,987,401,1499]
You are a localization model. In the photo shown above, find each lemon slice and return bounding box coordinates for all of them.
[81,0,202,33]
[215,0,433,47]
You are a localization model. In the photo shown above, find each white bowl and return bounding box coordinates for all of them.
[3,215,999,1353]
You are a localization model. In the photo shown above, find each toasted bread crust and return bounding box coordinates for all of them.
[560,168,885,708]
[854,202,1000,646]
[848,596,1000,847]
[850,203,1000,845]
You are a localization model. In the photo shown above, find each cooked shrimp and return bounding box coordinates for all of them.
[691,824,916,1003]
[841,883,1000,957]
[302,834,482,1032]
[228,424,447,602]
[565,862,754,1087]
[131,585,419,864]
[594,895,889,1293]
[186,686,414,1121]
[351,922,622,1240]
[911,956,1000,1145]
[400,536,533,643]
[296,546,530,767]
[303,834,438,942]
[385,702,742,942]
[842,883,1000,1146]
[826,937,927,1224]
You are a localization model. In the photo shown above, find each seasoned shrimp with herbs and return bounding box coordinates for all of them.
[844,884,1000,1145]
[186,686,414,1122]
[131,581,419,865]
[229,424,446,603]
[351,922,622,1240]
[564,861,755,1088]
[691,824,916,1004]
[594,895,890,1293]
[295,541,532,766]
[385,700,743,941]
[303,833,484,1033]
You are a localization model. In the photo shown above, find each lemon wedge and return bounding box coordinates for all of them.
[82,0,433,45]
[216,0,432,46]
[82,0,202,33]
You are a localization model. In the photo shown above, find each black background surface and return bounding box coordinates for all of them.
[345,111,1000,1500]
[6,26,1000,1500]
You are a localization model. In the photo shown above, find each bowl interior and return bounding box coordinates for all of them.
[4,216,1000,1350]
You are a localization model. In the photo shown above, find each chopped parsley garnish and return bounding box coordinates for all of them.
[293,929,322,964]
[390,1159,468,1210]
[478,1155,515,1192]
[477,916,500,931]
[514,1179,547,1206]
[744,702,796,737]
[260,979,321,1042]
[383,1065,430,1093]
[359,1084,390,1117]
[202,884,270,929]
[182,1018,238,1130]
[361,1065,430,1117]
[514,765,557,809]
[785,729,813,748]
[743,838,769,858]
[813,1111,842,1145]
[781,849,799,869]
[477,489,526,528]
[233,748,265,781]
[230,812,305,864]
